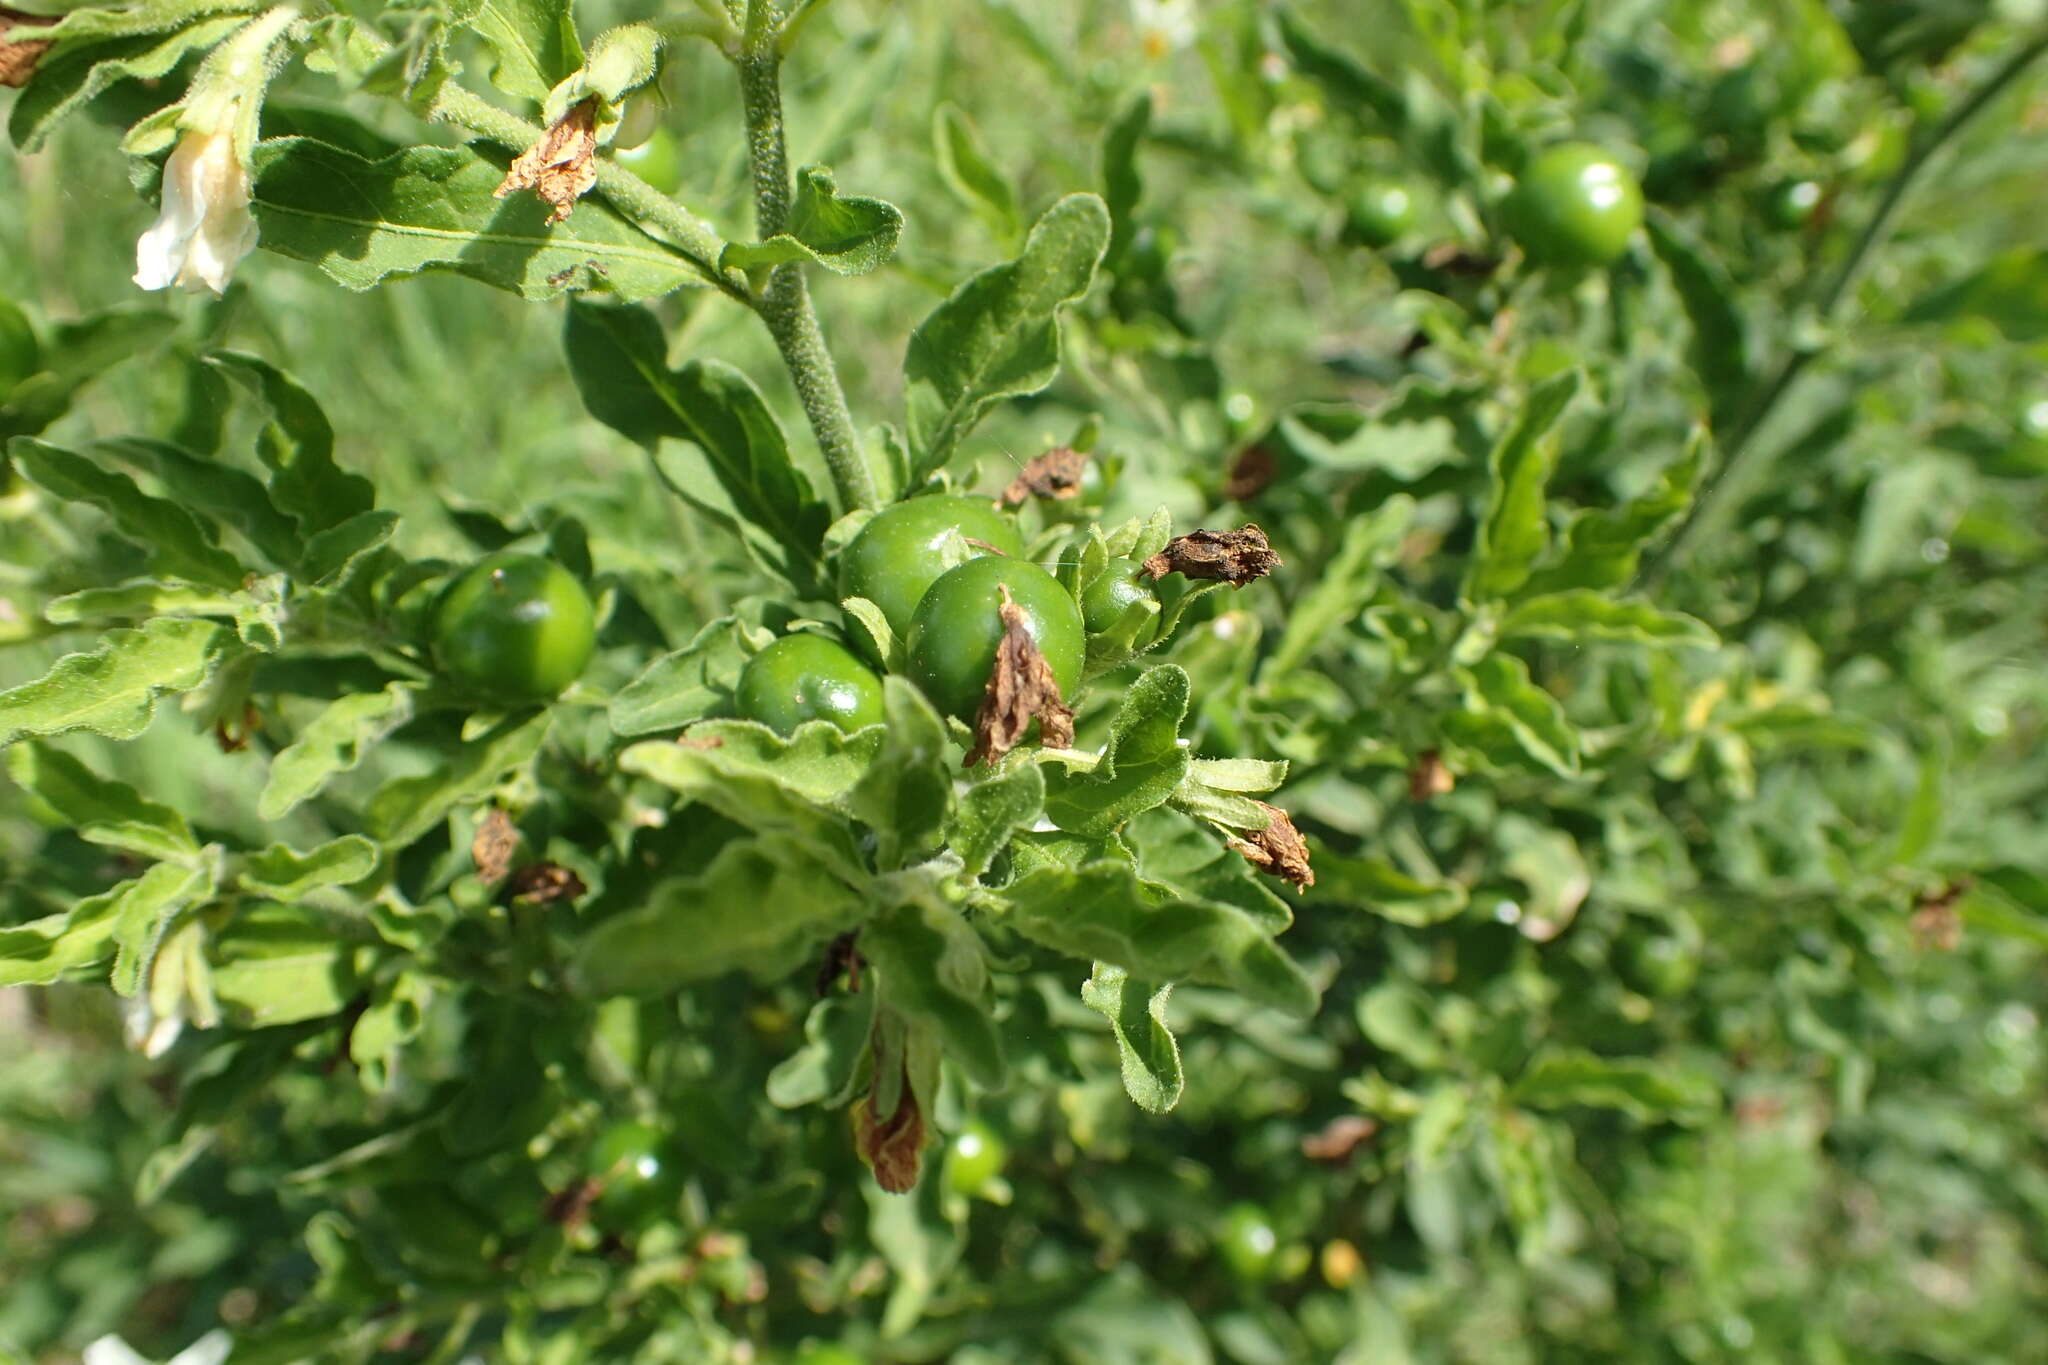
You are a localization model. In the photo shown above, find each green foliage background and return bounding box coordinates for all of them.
[3,1,2047,1362]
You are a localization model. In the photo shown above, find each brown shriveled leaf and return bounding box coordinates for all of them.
[815,929,865,998]
[495,97,600,225]
[1228,799,1315,889]
[0,7,54,88]
[1000,447,1090,507]
[1408,748,1454,801]
[851,1072,925,1194]
[1301,1114,1379,1162]
[1223,444,1278,502]
[1910,878,1970,953]
[964,586,1076,768]
[542,1178,602,1230]
[1142,523,1281,586]
[506,862,587,906]
[471,807,520,883]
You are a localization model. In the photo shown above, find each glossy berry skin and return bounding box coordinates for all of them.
[905,557,1084,721]
[1081,557,1158,639]
[1506,143,1644,268]
[433,553,596,703]
[736,634,885,735]
[1218,1202,1282,1282]
[1345,178,1418,249]
[588,1120,681,1227]
[1763,178,1824,231]
[944,1120,1008,1196]
[840,496,1024,637]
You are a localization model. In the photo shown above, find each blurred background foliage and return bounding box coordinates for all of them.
[4,0,2048,1361]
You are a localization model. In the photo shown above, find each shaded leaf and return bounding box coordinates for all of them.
[722,166,903,276]
[1462,371,1580,604]
[0,618,232,748]
[1044,665,1192,836]
[258,683,415,820]
[1081,962,1182,1112]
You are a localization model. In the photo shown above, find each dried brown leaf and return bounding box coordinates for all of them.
[506,861,586,906]
[1227,799,1315,889]
[1408,748,1454,801]
[1000,447,1090,507]
[471,807,520,883]
[543,1178,602,1230]
[1910,878,1971,953]
[496,98,600,225]
[1142,524,1281,586]
[0,8,54,88]
[851,1073,925,1194]
[964,587,1076,768]
[1223,444,1277,502]
[1301,1114,1379,1162]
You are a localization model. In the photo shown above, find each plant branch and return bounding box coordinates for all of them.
[736,1,878,511]
[1641,30,2048,587]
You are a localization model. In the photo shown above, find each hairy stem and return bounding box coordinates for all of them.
[737,2,878,511]
[1642,31,2048,587]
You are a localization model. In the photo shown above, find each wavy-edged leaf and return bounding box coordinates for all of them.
[12,438,246,588]
[471,0,582,103]
[1267,494,1413,677]
[6,744,198,864]
[0,618,232,748]
[1455,653,1581,777]
[1274,5,1407,132]
[1647,212,1752,428]
[1043,665,1191,836]
[1524,432,1704,594]
[766,994,877,1109]
[300,510,399,588]
[863,893,1005,1090]
[1499,592,1715,648]
[366,710,552,849]
[1308,850,1468,926]
[904,193,1109,480]
[251,138,713,303]
[623,720,884,808]
[94,437,303,570]
[950,759,1045,879]
[1081,962,1182,1113]
[722,166,903,276]
[0,862,207,988]
[933,102,1020,244]
[258,682,415,820]
[847,677,952,870]
[565,301,830,590]
[204,351,375,540]
[8,14,248,153]
[1512,1048,1717,1122]
[1462,371,1580,605]
[608,617,758,736]
[237,836,379,899]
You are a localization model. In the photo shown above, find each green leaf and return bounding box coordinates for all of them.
[1308,852,1468,927]
[1101,89,1150,267]
[94,437,303,571]
[251,139,712,303]
[0,618,233,748]
[1266,495,1413,678]
[608,617,758,736]
[766,994,877,1109]
[1274,405,1462,479]
[1274,6,1407,132]
[6,744,199,864]
[1903,246,2048,341]
[7,15,249,153]
[471,0,583,103]
[564,302,830,590]
[1044,665,1192,837]
[237,836,379,899]
[366,711,552,849]
[1523,432,1704,594]
[721,166,903,276]
[1357,981,1447,1068]
[299,510,399,588]
[111,862,214,997]
[1463,371,1580,604]
[1455,653,1582,778]
[1646,212,1752,429]
[0,862,207,988]
[257,683,415,821]
[1080,962,1182,1113]
[11,438,247,588]
[1000,860,1317,1016]
[949,759,1046,879]
[572,836,865,994]
[863,894,1006,1090]
[847,678,953,870]
[1512,1048,1716,1121]
[623,721,884,809]
[211,902,360,1027]
[903,193,1109,480]
[204,351,376,540]
[933,103,1020,244]
[0,308,177,442]
[1498,592,1715,648]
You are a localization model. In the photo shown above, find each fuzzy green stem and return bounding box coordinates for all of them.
[737,2,878,511]
[1642,30,2048,587]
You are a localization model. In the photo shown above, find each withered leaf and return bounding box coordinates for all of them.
[1408,748,1454,801]
[815,929,865,998]
[1223,444,1278,502]
[0,7,54,88]
[496,97,600,226]
[851,1073,925,1194]
[1301,1114,1379,1162]
[542,1178,601,1230]
[1228,799,1315,889]
[1000,447,1090,507]
[1910,879,1970,953]
[1142,524,1281,586]
[964,586,1076,768]
[471,807,520,883]
[506,861,587,906]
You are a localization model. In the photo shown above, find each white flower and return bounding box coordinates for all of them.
[1132,0,1197,57]
[134,125,258,295]
[84,1331,233,1365]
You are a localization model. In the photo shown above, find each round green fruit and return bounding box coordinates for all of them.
[944,1120,1008,1196]
[1218,1202,1282,1282]
[1081,557,1158,640]
[1506,143,1644,268]
[588,1120,681,1226]
[433,553,597,703]
[736,634,885,735]
[1345,178,1419,248]
[904,557,1084,721]
[840,495,1025,638]
[1763,178,1824,231]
